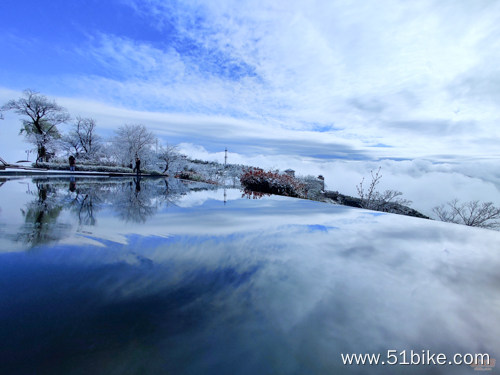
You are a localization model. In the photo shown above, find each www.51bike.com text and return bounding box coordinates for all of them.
[341,350,494,369]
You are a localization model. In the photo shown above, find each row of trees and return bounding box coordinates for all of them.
[1,89,183,173]
[3,90,498,230]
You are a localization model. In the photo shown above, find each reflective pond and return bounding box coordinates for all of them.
[0,176,499,375]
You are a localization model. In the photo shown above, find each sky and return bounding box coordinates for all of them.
[1,0,500,215]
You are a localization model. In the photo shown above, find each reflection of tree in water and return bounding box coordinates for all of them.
[159,178,192,207]
[70,177,194,224]
[17,180,69,248]
[14,177,217,247]
[67,180,104,226]
[112,178,158,223]
[241,189,271,200]
[111,177,202,223]
[64,178,159,225]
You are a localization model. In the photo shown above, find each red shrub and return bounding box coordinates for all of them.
[240,168,305,198]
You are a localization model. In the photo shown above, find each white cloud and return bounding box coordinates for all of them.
[1,1,500,214]
[55,0,500,159]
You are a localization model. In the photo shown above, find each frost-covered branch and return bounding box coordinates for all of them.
[356,167,412,211]
[433,200,500,229]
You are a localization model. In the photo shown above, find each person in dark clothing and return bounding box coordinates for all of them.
[133,157,141,176]
[69,155,76,171]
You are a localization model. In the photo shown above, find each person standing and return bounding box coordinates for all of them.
[69,155,76,171]
[133,156,141,177]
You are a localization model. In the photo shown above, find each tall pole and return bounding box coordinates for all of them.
[224,147,227,167]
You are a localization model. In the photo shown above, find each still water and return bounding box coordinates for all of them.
[0,176,499,375]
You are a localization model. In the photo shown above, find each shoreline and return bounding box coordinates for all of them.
[1,169,431,220]
[0,168,162,178]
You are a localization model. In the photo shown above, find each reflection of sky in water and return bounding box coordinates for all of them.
[0,177,500,374]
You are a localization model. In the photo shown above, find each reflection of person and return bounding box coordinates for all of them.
[69,177,76,192]
[69,155,76,171]
[134,177,141,195]
[133,157,141,176]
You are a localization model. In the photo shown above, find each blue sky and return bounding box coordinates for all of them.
[1,0,500,212]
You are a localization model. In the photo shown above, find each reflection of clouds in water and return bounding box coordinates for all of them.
[0,237,267,373]
[11,215,499,374]
[175,188,242,207]
[1,177,500,374]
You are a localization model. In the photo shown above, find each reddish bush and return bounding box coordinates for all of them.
[240,168,305,198]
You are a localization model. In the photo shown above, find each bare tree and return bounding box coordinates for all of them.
[1,89,70,162]
[74,116,101,158]
[357,167,381,210]
[62,116,101,159]
[433,200,500,229]
[60,134,83,158]
[60,131,83,159]
[157,144,181,174]
[111,124,157,166]
[356,167,411,211]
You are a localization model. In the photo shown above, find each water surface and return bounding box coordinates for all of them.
[0,177,499,374]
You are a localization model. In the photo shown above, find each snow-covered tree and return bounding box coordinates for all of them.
[1,89,70,162]
[60,133,82,158]
[111,124,157,167]
[62,116,102,160]
[433,200,500,230]
[356,167,411,211]
[157,144,182,174]
[299,175,324,199]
